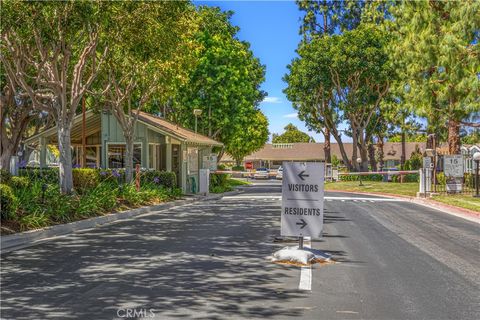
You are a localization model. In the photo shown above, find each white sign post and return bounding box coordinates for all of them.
[281,162,325,244]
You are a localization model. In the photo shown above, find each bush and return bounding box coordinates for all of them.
[339,174,383,182]
[232,166,245,171]
[10,176,30,189]
[464,173,474,188]
[210,173,229,192]
[0,169,11,184]
[73,168,100,193]
[77,183,118,217]
[19,168,59,184]
[141,170,176,188]
[120,184,144,206]
[392,173,419,183]
[436,172,446,185]
[0,184,17,220]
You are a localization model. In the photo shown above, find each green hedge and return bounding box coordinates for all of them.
[232,166,245,171]
[0,184,17,220]
[339,174,383,182]
[19,168,59,184]
[392,173,419,183]
[141,170,176,189]
[73,168,100,193]
[10,176,30,189]
[0,169,11,184]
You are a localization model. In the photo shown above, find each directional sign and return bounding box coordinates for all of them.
[281,162,325,238]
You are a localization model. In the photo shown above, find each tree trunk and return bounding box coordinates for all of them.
[57,123,74,194]
[324,128,331,163]
[368,140,377,172]
[330,131,353,171]
[400,130,406,170]
[377,135,384,170]
[0,146,14,172]
[359,145,369,172]
[351,128,359,171]
[124,134,134,183]
[448,119,461,154]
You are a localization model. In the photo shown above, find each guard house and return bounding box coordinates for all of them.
[23,110,223,194]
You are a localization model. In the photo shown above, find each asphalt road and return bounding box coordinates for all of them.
[1,180,479,320]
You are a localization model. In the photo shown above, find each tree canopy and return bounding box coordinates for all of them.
[171,6,268,160]
[272,124,315,143]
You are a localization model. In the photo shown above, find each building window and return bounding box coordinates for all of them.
[149,144,166,171]
[108,144,141,168]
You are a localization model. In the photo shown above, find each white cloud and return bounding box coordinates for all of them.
[283,113,298,119]
[262,96,282,104]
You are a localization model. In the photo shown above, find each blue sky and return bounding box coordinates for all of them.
[195,0,327,142]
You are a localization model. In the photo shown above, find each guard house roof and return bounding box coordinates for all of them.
[137,112,223,146]
[23,110,223,147]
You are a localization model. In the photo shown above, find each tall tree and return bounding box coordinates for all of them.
[172,7,267,160]
[296,0,367,163]
[390,0,480,154]
[285,23,392,171]
[272,123,315,143]
[101,1,196,183]
[226,111,269,166]
[1,1,107,193]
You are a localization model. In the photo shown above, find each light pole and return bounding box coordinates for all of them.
[356,157,363,186]
[473,152,480,198]
[193,109,202,136]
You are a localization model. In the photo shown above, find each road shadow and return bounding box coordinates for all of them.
[1,199,307,320]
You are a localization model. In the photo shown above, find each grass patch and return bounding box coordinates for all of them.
[431,195,480,212]
[210,178,250,193]
[325,181,418,197]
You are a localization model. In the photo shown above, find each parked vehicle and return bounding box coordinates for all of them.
[253,168,269,179]
[276,166,283,180]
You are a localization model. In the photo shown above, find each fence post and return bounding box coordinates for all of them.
[136,164,140,192]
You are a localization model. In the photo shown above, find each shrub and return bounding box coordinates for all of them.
[73,168,100,193]
[464,173,474,188]
[120,184,144,206]
[19,168,59,184]
[19,212,49,231]
[77,183,118,217]
[0,184,17,220]
[436,172,446,185]
[0,169,11,184]
[210,173,229,191]
[9,176,30,189]
[232,166,245,171]
[392,173,419,183]
[141,170,176,188]
[339,174,383,182]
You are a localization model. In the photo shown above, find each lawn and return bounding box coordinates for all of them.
[209,177,251,193]
[324,181,418,197]
[430,195,480,212]
[324,181,480,212]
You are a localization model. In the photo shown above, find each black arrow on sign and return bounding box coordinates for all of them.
[296,219,307,229]
[298,170,309,181]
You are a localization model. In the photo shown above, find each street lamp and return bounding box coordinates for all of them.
[356,157,363,186]
[193,109,202,135]
[473,152,480,198]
